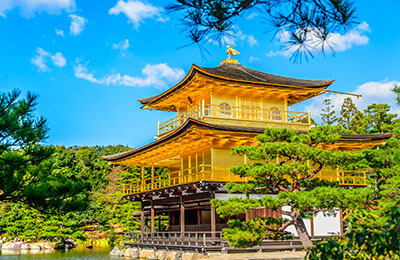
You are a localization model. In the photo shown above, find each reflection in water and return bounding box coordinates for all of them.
[0,246,113,259]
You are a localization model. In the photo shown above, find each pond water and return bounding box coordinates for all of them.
[0,247,115,260]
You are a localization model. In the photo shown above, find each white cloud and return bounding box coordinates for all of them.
[112,39,130,56]
[31,48,66,72]
[208,25,258,47]
[73,60,185,89]
[51,52,66,67]
[249,56,260,62]
[304,80,400,122]
[268,21,371,57]
[69,14,87,36]
[0,0,75,18]
[246,12,259,20]
[55,28,65,37]
[109,0,166,29]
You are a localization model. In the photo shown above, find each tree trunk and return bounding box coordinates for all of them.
[293,211,313,248]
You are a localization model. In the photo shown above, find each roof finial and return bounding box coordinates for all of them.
[221,45,240,65]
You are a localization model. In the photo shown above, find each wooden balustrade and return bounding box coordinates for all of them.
[124,231,224,249]
[157,104,311,135]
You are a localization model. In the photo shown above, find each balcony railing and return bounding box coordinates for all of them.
[122,165,248,196]
[122,165,367,196]
[158,104,311,136]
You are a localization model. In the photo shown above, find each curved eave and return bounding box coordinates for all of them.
[138,64,334,109]
[102,118,394,163]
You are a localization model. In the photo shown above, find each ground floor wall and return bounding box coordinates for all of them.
[139,191,342,238]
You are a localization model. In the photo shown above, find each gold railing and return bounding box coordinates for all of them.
[122,165,367,196]
[314,169,367,186]
[158,104,311,135]
[122,165,247,196]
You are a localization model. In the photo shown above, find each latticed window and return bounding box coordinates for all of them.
[270,107,281,121]
[219,103,232,118]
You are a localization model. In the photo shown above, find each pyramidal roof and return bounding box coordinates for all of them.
[138,63,334,106]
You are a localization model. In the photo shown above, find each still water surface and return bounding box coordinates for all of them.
[0,247,114,260]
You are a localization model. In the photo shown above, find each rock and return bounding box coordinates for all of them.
[1,242,13,250]
[140,249,157,260]
[44,244,53,250]
[21,243,30,250]
[31,244,41,251]
[124,247,139,258]
[118,248,125,257]
[182,252,202,260]
[160,250,183,260]
[2,242,22,250]
[109,246,121,256]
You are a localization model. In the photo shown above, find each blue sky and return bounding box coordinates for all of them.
[1,0,400,148]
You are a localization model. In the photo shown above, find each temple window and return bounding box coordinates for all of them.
[219,103,232,118]
[270,107,281,121]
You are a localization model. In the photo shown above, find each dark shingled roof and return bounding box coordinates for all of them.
[200,63,333,87]
[138,63,334,105]
[102,118,394,162]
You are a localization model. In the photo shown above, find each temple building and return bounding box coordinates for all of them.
[103,48,393,251]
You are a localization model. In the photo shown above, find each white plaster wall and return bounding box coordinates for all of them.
[313,210,341,236]
[215,193,245,200]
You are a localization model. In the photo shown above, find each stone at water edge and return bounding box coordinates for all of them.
[140,249,157,260]
[124,247,139,258]
[182,252,202,260]
[160,250,184,260]
[31,244,41,250]
[44,244,53,250]
[109,246,121,256]
[21,243,30,250]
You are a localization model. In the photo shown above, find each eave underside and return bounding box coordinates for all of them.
[103,119,393,166]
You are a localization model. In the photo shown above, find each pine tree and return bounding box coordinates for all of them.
[212,126,370,249]
[0,90,89,212]
[363,104,397,134]
[320,99,337,125]
[338,97,364,133]
[168,0,357,62]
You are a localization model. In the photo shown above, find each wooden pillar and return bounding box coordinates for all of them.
[158,215,162,232]
[151,202,155,233]
[211,191,216,238]
[197,209,201,225]
[310,216,315,238]
[211,206,216,233]
[340,210,344,235]
[180,197,185,235]
[140,210,145,233]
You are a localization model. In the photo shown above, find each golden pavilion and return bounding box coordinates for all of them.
[103,48,392,250]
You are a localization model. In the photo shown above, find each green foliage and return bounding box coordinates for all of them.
[212,126,371,248]
[321,99,337,126]
[0,202,85,242]
[308,202,400,259]
[363,103,396,134]
[338,97,364,133]
[307,102,400,257]
[0,90,91,213]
